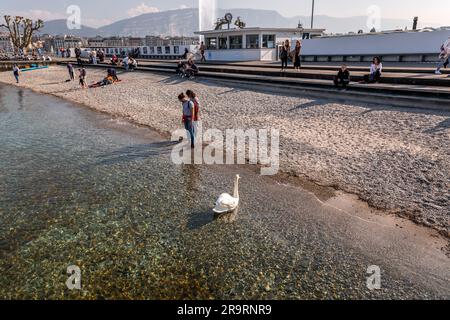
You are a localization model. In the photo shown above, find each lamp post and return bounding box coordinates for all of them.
[311,0,315,29]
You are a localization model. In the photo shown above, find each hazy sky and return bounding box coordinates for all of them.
[0,0,448,27]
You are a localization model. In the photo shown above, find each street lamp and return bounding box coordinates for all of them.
[311,0,315,29]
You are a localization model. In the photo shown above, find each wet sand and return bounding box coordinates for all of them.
[0,66,448,237]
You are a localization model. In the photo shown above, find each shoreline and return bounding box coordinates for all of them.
[0,66,448,237]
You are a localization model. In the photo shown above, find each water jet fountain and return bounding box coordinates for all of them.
[199,0,218,40]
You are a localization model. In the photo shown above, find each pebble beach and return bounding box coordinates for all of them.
[1,66,448,236]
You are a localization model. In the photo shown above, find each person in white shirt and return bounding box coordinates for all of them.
[435,37,450,75]
[363,56,382,83]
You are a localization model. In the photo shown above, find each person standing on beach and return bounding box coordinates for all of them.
[179,93,196,149]
[200,42,206,62]
[78,68,87,89]
[435,36,450,75]
[293,40,302,71]
[186,90,200,138]
[12,64,20,84]
[67,63,75,81]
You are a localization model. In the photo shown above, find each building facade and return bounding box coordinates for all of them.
[0,32,13,53]
[52,35,87,51]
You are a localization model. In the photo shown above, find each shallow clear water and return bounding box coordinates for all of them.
[0,84,443,299]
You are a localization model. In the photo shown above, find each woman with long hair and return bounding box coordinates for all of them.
[293,40,302,71]
[363,56,382,83]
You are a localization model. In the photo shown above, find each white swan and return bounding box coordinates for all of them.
[213,175,240,214]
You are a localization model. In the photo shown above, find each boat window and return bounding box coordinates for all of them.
[246,35,260,49]
[262,35,276,48]
[206,37,217,50]
[219,37,228,49]
[229,36,243,49]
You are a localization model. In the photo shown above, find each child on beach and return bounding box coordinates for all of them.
[12,64,20,84]
[179,93,196,149]
[78,68,87,88]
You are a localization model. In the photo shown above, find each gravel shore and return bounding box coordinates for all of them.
[1,66,448,235]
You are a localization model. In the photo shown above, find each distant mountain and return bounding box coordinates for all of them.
[42,8,438,38]
[97,8,198,37]
[38,19,100,37]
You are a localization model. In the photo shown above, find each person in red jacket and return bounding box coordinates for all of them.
[186,90,200,140]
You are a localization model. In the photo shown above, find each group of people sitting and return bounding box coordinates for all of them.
[333,56,383,89]
[176,59,199,79]
[110,54,138,71]
[88,50,105,64]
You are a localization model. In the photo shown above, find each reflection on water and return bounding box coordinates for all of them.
[0,84,443,299]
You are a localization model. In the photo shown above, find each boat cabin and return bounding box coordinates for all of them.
[194,27,325,61]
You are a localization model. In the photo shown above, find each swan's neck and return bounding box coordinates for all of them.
[233,178,239,199]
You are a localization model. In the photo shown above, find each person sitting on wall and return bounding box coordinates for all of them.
[435,37,450,75]
[110,54,119,66]
[176,60,185,75]
[184,59,199,79]
[334,64,351,89]
[362,56,382,83]
[129,57,138,71]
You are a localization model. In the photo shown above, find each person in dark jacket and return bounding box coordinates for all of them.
[280,40,290,72]
[334,64,350,89]
[67,63,75,81]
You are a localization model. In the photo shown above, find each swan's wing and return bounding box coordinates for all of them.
[215,193,239,210]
